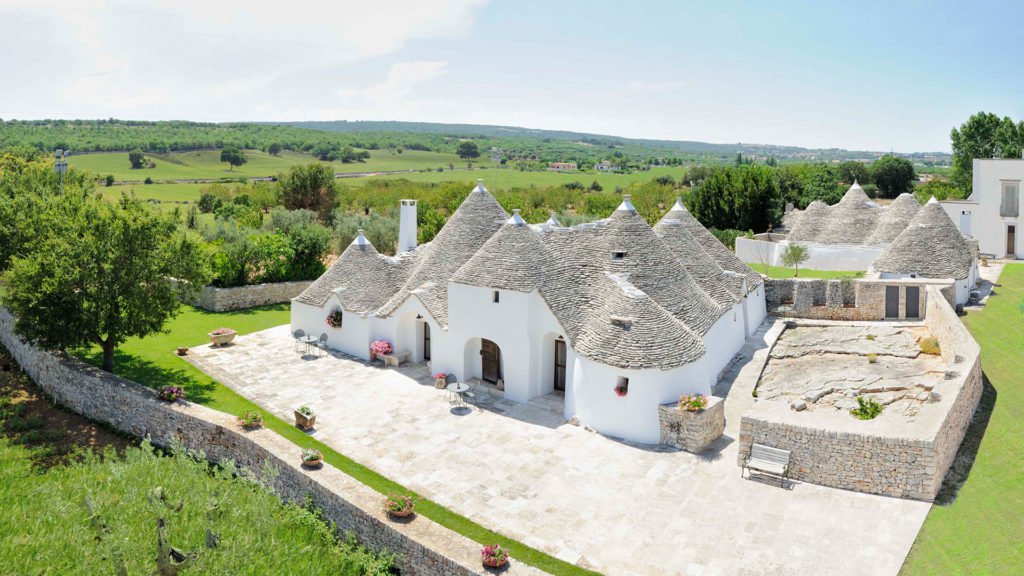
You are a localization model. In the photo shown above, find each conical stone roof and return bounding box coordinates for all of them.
[868,193,920,244]
[872,198,974,280]
[660,199,762,292]
[653,216,740,307]
[451,210,550,293]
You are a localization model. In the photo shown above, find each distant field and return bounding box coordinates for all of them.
[348,165,686,191]
[70,149,486,182]
[98,182,207,203]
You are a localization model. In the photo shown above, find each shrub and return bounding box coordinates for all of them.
[850,396,883,420]
[867,353,878,364]
[710,228,754,250]
[197,192,218,213]
[382,494,414,514]
[104,174,115,187]
[865,334,876,341]
[297,405,314,416]
[157,386,186,402]
[302,448,322,462]
[919,336,941,355]
[679,394,708,412]
[143,176,153,185]
[481,544,510,566]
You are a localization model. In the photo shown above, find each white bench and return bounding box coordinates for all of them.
[742,444,790,487]
[381,350,411,367]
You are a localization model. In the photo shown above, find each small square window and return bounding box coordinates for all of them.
[614,376,629,397]
[612,251,627,260]
[492,291,500,303]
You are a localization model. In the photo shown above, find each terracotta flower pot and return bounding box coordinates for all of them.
[302,457,323,469]
[435,377,447,389]
[483,557,509,568]
[386,507,414,518]
[176,346,189,356]
[209,330,236,347]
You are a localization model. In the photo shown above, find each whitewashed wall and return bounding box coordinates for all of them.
[743,284,767,338]
[702,306,746,383]
[941,159,1024,258]
[290,297,372,360]
[736,237,883,271]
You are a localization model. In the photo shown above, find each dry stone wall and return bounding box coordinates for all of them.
[764,277,954,321]
[181,280,313,312]
[658,396,725,452]
[738,286,982,500]
[0,308,544,576]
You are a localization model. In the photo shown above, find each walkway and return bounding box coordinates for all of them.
[186,322,930,576]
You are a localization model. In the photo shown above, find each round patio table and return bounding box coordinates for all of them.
[299,335,318,355]
[446,382,470,407]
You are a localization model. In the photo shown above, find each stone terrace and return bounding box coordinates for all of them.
[186,322,930,576]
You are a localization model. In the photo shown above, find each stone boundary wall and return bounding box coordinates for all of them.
[764,277,955,322]
[737,286,982,500]
[0,308,545,576]
[179,280,313,312]
[658,396,725,453]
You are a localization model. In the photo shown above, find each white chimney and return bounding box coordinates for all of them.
[398,199,418,253]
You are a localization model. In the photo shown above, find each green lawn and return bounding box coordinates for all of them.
[76,305,597,576]
[71,149,485,183]
[98,182,208,204]
[901,264,1024,575]
[748,263,864,279]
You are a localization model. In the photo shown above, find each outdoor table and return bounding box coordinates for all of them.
[446,382,470,407]
[299,334,318,355]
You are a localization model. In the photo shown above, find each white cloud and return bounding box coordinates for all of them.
[0,0,487,119]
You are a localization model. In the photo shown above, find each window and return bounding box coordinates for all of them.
[492,290,500,303]
[1001,181,1019,217]
[614,376,629,397]
[612,251,627,260]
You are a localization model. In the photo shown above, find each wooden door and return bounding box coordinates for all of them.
[885,286,900,319]
[422,323,431,361]
[553,339,566,392]
[1009,225,1016,256]
[481,339,501,383]
[905,286,920,319]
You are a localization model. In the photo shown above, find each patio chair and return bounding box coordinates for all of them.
[444,374,460,406]
[293,329,305,353]
[463,379,478,404]
[316,333,328,357]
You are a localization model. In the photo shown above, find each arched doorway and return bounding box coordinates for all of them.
[481,339,502,383]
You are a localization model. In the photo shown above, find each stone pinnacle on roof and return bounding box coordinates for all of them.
[352,229,370,246]
[671,197,687,212]
[546,210,561,227]
[616,194,637,213]
[507,208,526,226]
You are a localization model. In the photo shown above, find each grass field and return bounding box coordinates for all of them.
[349,164,685,191]
[70,149,487,182]
[75,304,597,576]
[900,264,1023,575]
[747,263,864,279]
[98,182,208,203]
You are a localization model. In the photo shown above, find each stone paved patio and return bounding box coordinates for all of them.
[186,320,930,576]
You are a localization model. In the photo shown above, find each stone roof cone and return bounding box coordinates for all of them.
[872,198,974,280]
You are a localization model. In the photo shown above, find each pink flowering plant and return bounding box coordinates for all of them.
[679,394,707,412]
[481,544,510,567]
[326,310,343,328]
[369,339,393,357]
[614,383,628,397]
[157,385,186,402]
[383,493,414,515]
[434,373,447,380]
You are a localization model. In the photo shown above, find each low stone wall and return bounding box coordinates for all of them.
[765,277,955,321]
[737,286,982,500]
[658,396,725,453]
[181,280,313,312]
[0,308,543,576]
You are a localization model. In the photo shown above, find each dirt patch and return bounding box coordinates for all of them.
[0,348,133,469]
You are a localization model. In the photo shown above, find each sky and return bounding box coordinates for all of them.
[1,0,1022,152]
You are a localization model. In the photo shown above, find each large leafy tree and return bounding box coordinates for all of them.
[950,112,1024,192]
[1,195,210,372]
[837,161,870,185]
[278,162,338,221]
[220,145,248,170]
[871,154,916,198]
[457,141,480,159]
[128,148,146,169]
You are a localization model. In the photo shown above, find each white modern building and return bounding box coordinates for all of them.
[940,158,1021,259]
[291,180,766,444]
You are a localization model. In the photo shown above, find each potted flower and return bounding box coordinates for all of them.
[614,383,628,397]
[434,373,448,389]
[679,394,707,412]
[369,339,393,361]
[294,405,316,430]
[176,346,189,356]
[301,448,323,468]
[208,327,236,347]
[382,494,415,518]
[238,410,264,429]
[326,309,343,329]
[481,544,510,569]
[157,386,186,402]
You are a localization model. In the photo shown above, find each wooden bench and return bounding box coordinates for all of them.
[381,350,411,367]
[742,444,791,487]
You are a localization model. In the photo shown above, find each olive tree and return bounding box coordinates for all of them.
[780,243,810,277]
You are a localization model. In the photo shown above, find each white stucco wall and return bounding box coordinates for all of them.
[701,307,746,383]
[736,237,883,271]
[572,357,712,444]
[742,284,767,338]
[942,159,1023,258]
[290,297,372,360]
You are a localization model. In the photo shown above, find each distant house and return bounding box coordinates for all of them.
[940,158,1021,259]
[548,162,577,172]
[595,160,618,172]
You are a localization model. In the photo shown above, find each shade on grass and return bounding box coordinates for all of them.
[901,264,1024,575]
[748,263,864,279]
[77,304,598,576]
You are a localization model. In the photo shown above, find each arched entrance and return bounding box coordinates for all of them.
[481,339,502,383]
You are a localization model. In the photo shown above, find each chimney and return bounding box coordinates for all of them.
[398,199,417,253]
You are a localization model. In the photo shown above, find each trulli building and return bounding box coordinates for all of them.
[291,181,766,443]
